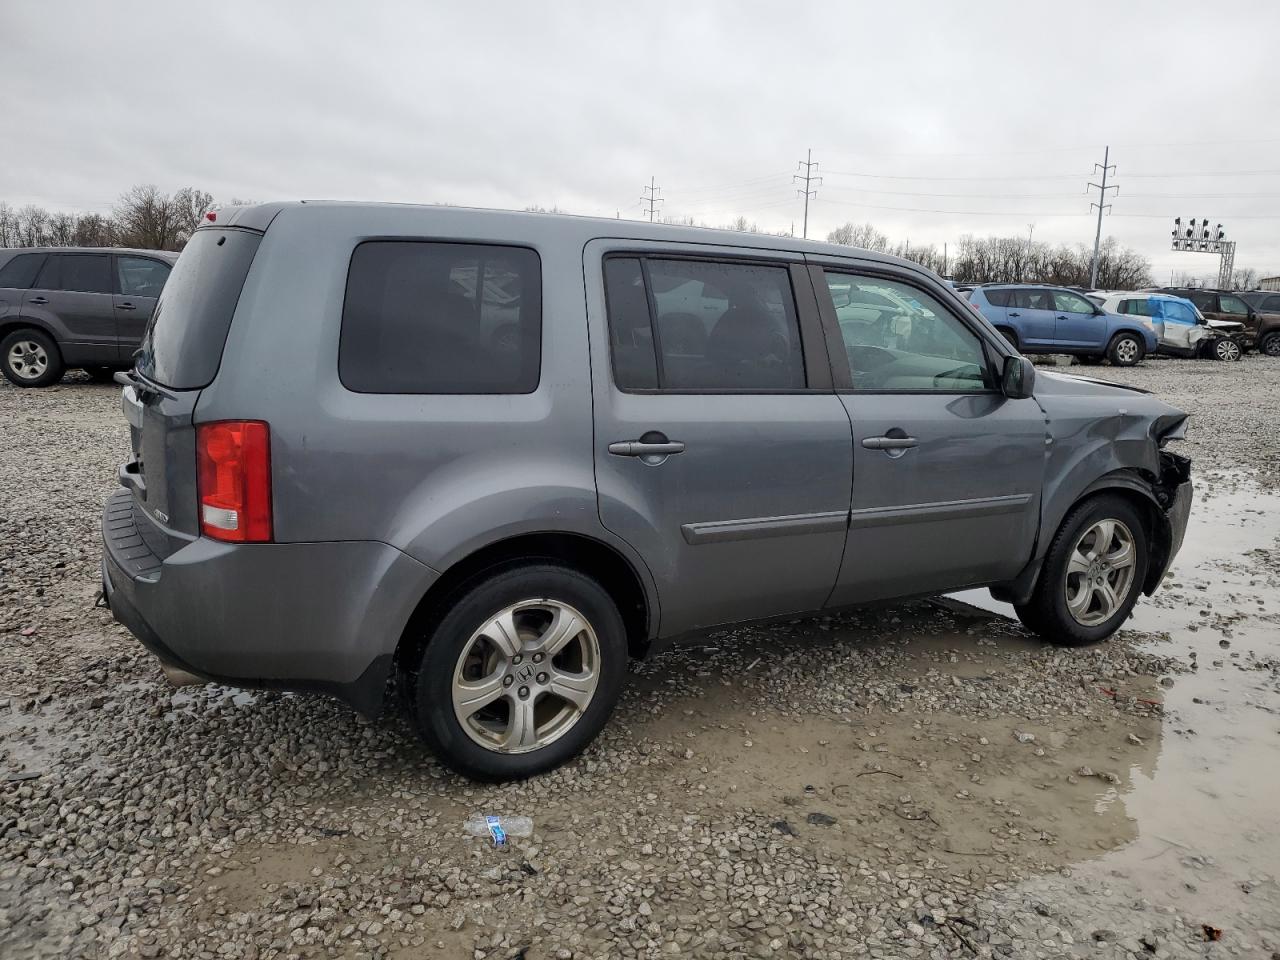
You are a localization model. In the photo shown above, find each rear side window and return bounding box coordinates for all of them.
[604,256,805,391]
[340,241,541,394]
[1265,295,1280,312]
[984,288,1012,307]
[36,254,112,294]
[0,253,47,289]
[1186,291,1215,311]
[1011,289,1052,310]
[136,229,262,389]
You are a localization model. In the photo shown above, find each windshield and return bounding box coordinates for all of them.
[136,229,261,389]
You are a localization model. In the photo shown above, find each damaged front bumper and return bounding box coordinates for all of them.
[1144,451,1192,593]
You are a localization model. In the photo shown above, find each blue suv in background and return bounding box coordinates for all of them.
[964,284,1159,366]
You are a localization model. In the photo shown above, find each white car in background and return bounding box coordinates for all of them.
[1090,291,1244,362]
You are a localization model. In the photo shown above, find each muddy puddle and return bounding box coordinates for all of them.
[953,478,1280,940]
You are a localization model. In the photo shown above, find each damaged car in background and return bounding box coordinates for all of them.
[1089,291,1246,362]
[102,203,1193,780]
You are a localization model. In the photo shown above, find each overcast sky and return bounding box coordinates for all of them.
[4,0,1279,281]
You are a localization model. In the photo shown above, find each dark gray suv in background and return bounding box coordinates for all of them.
[0,246,176,386]
[101,202,1192,780]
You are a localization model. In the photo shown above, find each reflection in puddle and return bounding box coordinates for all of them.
[954,478,1280,935]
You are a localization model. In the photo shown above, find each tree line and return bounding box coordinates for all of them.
[826,221,1154,289]
[0,185,223,251]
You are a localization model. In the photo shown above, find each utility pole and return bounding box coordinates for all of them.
[794,149,821,239]
[1088,146,1118,288]
[641,177,663,223]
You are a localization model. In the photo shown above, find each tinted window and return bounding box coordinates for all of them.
[639,259,804,390]
[340,241,541,394]
[39,254,112,294]
[604,258,658,389]
[1011,289,1052,310]
[1218,294,1249,316]
[1121,298,1154,317]
[0,253,47,290]
[825,272,992,392]
[117,256,171,298]
[1264,295,1280,312]
[136,230,262,389]
[1186,291,1215,311]
[984,288,1013,307]
[1053,290,1096,314]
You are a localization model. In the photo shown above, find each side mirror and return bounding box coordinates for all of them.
[1001,355,1036,400]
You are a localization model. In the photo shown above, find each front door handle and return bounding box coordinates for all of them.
[862,436,918,450]
[117,302,137,310]
[609,440,686,457]
[29,296,48,305]
[1056,314,1068,320]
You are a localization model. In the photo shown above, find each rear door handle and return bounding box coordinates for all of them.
[29,296,48,304]
[862,436,918,450]
[608,440,686,457]
[1008,311,1020,317]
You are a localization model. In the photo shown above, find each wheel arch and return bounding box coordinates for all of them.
[394,530,657,685]
[0,316,60,343]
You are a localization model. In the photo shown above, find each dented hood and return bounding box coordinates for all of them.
[1033,369,1189,446]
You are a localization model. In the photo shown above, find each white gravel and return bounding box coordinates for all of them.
[2,360,1278,960]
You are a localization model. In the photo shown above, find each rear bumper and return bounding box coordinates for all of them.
[101,490,436,716]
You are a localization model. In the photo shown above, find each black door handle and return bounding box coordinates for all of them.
[1056,314,1068,320]
[117,302,137,310]
[862,436,918,450]
[29,296,48,304]
[1008,311,1020,317]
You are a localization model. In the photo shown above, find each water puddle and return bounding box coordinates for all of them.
[953,478,1280,939]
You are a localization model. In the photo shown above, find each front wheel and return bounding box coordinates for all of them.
[412,564,628,780]
[1260,332,1280,358]
[1015,494,1149,647]
[1211,337,1242,362]
[1106,332,1144,367]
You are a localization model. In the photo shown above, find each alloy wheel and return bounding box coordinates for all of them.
[451,599,600,754]
[1063,518,1137,627]
[7,340,49,381]
[1115,338,1138,364]
[1215,339,1241,362]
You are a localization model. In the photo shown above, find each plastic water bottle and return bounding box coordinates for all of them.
[463,815,533,845]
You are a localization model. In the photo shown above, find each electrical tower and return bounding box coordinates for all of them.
[1087,146,1118,288]
[1170,218,1236,288]
[794,149,821,239]
[641,177,663,223]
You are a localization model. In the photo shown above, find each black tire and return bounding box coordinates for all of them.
[1210,337,1242,362]
[1260,332,1280,358]
[1106,332,1144,367]
[84,366,118,382]
[0,328,65,387]
[1014,494,1149,647]
[412,563,628,781]
[995,327,1019,350]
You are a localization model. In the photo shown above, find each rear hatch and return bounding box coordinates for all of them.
[118,227,262,539]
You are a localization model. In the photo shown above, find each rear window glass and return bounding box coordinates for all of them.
[339,241,542,394]
[38,254,112,294]
[984,288,1012,307]
[0,253,47,289]
[136,229,262,389]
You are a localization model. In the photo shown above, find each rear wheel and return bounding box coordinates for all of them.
[84,366,118,382]
[1015,494,1149,647]
[1,328,64,387]
[412,564,628,780]
[1211,337,1242,362]
[995,327,1019,350]
[1106,332,1144,366]
[1260,332,1280,358]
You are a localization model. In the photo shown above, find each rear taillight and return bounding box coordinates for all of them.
[196,421,272,542]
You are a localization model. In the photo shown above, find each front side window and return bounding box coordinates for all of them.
[1053,290,1096,314]
[603,256,805,390]
[1219,294,1250,316]
[824,272,992,392]
[0,253,47,290]
[117,256,171,298]
[1162,300,1198,325]
[38,254,112,294]
[340,241,541,394]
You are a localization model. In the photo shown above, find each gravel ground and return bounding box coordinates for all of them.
[2,359,1279,960]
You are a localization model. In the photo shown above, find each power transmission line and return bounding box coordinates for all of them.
[641,177,663,223]
[794,149,821,239]
[1088,146,1118,287]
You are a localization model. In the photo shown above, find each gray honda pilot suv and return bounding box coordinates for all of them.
[101,202,1193,780]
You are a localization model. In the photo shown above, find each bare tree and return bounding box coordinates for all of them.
[827,221,888,251]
